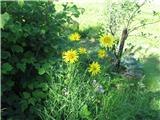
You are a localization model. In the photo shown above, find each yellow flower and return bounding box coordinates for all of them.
[100,34,115,48]
[63,49,79,64]
[69,32,81,41]
[98,50,106,58]
[78,47,87,54]
[88,62,101,76]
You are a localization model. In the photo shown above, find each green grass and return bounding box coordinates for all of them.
[37,62,160,120]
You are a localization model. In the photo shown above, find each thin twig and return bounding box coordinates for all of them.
[109,25,115,36]
[126,0,146,28]
[129,20,160,33]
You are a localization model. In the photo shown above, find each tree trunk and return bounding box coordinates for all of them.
[116,28,128,70]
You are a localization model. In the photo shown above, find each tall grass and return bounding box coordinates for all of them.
[36,62,159,120]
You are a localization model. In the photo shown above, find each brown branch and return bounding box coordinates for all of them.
[109,25,115,36]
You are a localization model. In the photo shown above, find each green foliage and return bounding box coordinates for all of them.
[80,104,91,119]
[1,1,80,119]
[17,0,24,7]
[0,12,10,29]
[2,63,13,74]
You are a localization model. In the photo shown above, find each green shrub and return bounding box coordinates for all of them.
[1,1,80,119]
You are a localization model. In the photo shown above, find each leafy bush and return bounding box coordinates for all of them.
[1,1,80,119]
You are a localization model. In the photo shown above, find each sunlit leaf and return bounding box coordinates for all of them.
[18,0,24,7]
[0,12,10,29]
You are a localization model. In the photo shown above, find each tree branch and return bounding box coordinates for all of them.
[129,20,160,33]
[126,0,146,28]
[116,28,128,70]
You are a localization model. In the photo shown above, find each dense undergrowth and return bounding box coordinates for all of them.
[1,1,160,120]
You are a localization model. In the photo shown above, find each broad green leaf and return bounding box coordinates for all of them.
[1,51,11,59]
[69,5,80,18]
[12,45,23,53]
[35,83,48,91]
[23,92,31,99]
[42,84,48,91]
[17,63,26,72]
[23,51,36,64]
[28,98,35,106]
[7,80,15,87]
[0,12,10,29]
[80,104,91,118]
[32,90,46,99]
[18,0,24,7]
[2,63,13,74]
[42,63,51,70]
[38,68,45,75]
[20,100,28,112]
[28,83,34,90]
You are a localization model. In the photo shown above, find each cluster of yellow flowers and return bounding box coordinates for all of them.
[62,32,115,76]
[68,32,115,48]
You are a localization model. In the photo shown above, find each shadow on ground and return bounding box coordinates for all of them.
[140,54,160,119]
[142,55,160,91]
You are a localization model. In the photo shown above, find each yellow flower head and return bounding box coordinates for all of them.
[63,49,79,64]
[69,32,81,41]
[78,47,87,54]
[100,34,115,48]
[98,49,106,58]
[88,62,101,76]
